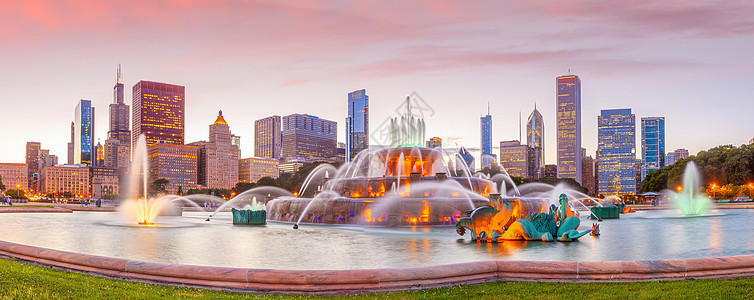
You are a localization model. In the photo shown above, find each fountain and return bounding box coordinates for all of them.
[664,161,712,215]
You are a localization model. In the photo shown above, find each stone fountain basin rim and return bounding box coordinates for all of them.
[1,238,754,294]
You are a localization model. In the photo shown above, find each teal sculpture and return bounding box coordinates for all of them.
[455,194,592,242]
[232,208,267,225]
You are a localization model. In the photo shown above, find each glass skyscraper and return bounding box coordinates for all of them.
[597,109,636,196]
[254,116,282,159]
[556,75,582,184]
[641,117,665,180]
[346,89,369,161]
[74,99,95,165]
[106,65,131,168]
[132,81,185,149]
[480,107,492,156]
[526,105,544,179]
[282,114,337,159]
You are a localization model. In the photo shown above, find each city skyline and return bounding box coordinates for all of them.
[2,1,754,165]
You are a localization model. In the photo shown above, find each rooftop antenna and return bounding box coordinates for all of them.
[519,111,522,143]
[487,101,490,115]
[568,68,571,75]
[117,64,122,84]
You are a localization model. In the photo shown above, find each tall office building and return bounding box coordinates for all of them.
[426,137,442,148]
[74,99,95,165]
[640,117,665,180]
[499,140,529,178]
[666,148,690,165]
[132,80,185,149]
[581,155,596,195]
[106,65,132,168]
[238,157,280,183]
[192,111,240,190]
[556,75,582,184]
[95,141,104,167]
[281,114,337,159]
[25,142,40,192]
[231,134,241,158]
[147,142,198,195]
[597,109,637,196]
[526,105,544,179]
[480,105,492,156]
[254,116,282,159]
[0,163,28,192]
[346,89,369,161]
[458,147,474,171]
[67,122,74,165]
[544,164,558,178]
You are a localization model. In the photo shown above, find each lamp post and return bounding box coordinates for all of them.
[711,184,716,199]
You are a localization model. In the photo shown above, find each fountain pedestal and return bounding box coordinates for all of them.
[231,208,267,225]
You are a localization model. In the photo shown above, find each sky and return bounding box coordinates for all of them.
[1,0,753,165]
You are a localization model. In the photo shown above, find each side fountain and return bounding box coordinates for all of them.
[663,161,712,215]
[455,193,591,242]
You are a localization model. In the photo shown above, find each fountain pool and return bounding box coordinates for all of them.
[1,209,753,270]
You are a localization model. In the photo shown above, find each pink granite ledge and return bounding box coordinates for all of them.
[2,239,754,294]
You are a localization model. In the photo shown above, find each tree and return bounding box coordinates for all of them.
[234,182,256,195]
[177,186,183,196]
[256,176,279,187]
[6,189,26,199]
[0,175,5,192]
[150,178,170,195]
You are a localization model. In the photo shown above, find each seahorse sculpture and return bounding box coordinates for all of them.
[455,193,592,242]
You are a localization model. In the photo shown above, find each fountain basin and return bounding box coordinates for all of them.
[231,208,266,225]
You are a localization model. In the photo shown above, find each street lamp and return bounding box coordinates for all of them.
[711,184,716,199]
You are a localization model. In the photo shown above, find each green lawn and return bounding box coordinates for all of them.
[0,205,54,209]
[0,257,752,299]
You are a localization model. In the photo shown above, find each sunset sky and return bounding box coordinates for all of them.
[1,0,753,165]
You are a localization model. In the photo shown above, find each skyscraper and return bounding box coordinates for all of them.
[597,109,637,196]
[641,117,665,180]
[666,148,689,165]
[254,116,282,159]
[499,140,529,178]
[556,75,582,184]
[480,105,492,157]
[458,146,474,171]
[67,122,74,165]
[106,65,131,168]
[147,142,198,195]
[281,114,337,159]
[346,89,369,161]
[132,80,185,150]
[426,137,442,148]
[526,105,544,179]
[74,99,95,165]
[192,111,240,190]
[95,141,104,167]
[25,142,40,192]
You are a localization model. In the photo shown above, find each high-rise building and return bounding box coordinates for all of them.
[95,141,104,167]
[426,137,442,148]
[106,65,132,168]
[231,134,241,158]
[346,89,369,161]
[458,147,475,171]
[582,155,596,195]
[192,111,240,190]
[556,75,582,184]
[147,142,198,195]
[74,99,95,165]
[40,164,90,197]
[635,159,642,192]
[282,114,337,159]
[67,122,74,165]
[37,149,57,172]
[480,154,498,170]
[25,142,40,192]
[239,157,280,183]
[665,148,690,166]
[526,105,544,179]
[641,117,665,180]
[499,140,529,178]
[597,109,637,196]
[544,164,558,178]
[0,163,28,192]
[480,106,492,156]
[132,80,185,150]
[254,116,282,159]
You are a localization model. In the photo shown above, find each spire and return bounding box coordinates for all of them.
[487,101,490,115]
[213,110,228,125]
[116,64,122,84]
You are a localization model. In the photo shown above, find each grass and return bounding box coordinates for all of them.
[0,257,753,299]
[0,205,54,209]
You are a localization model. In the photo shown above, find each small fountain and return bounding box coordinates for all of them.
[231,196,267,225]
[664,161,712,215]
